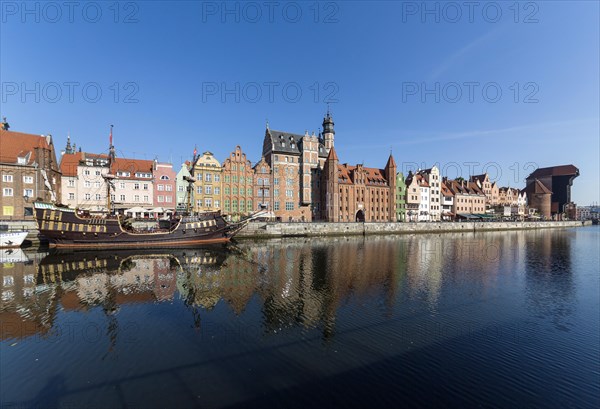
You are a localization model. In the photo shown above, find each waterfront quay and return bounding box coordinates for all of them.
[1,226,598,408]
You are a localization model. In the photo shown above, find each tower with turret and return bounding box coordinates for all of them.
[322,109,335,153]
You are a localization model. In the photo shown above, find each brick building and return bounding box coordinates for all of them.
[221,146,254,219]
[0,123,61,220]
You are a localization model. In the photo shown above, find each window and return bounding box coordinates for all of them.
[232,200,238,211]
[143,195,149,202]
[157,185,164,191]
[85,193,91,200]
[285,202,294,211]
[261,166,266,174]
[84,181,91,188]
[205,186,212,194]
[120,182,125,189]
[224,187,230,195]
[274,202,280,211]
[23,189,33,197]
[134,183,140,190]
[247,200,252,211]
[166,196,172,203]
[232,175,238,183]
[205,173,212,182]
[95,194,101,200]
[23,176,33,184]
[143,184,148,190]
[247,188,252,195]
[158,195,164,202]
[111,194,115,201]
[286,189,293,197]
[17,157,26,165]
[240,199,245,210]
[224,175,230,183]
[178,185,184,192]
[233,187,238,195]
[160,175,170,180]
[166,185,172,191]
[197,186,202,194]
[274,189,279,196]
[84,170,90,176]
[214,174,220,182]
[94,182,101,188]
[117,171,131,177]
[134,195,140,202]
[224,199,230,211]
[95,170,101,176]
[69,193,75,200]
[214,187,220,195]
[274,178,279,185]
[120,194,126,201]
[2,188,13,196]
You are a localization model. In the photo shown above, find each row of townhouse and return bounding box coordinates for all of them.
[58,137,176,213]
[0,116,577,222]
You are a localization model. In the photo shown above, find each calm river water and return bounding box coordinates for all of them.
[1,227,599,408]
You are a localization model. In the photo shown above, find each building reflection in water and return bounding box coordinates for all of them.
[1,231,565,345]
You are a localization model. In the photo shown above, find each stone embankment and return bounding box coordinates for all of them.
[238,220,592,239]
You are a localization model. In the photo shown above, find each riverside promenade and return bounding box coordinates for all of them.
[1,219,592,246]
[238,220,592,239]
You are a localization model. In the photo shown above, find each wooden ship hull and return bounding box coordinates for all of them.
[34,202,248,249]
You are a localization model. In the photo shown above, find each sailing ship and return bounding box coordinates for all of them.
[34,127,256,249]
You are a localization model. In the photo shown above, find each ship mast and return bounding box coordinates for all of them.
[105,125,116,214]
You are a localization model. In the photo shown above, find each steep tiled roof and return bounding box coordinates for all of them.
[59,152,109,177]
[337,163,389,186]
[266,129,328,158]
[0,129,51,165]
[110,157,154,180]
[327,146,339,161]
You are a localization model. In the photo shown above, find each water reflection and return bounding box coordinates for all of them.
[1,229,596,409]
[0,230,579,342]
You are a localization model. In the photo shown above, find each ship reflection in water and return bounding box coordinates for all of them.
[1,229,599,409]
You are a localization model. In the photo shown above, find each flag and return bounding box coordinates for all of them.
[109,125,113,146]
[193,146,197,157]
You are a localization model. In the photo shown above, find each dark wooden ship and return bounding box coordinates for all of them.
[34,202,250,249]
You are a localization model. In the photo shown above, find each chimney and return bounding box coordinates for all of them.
[1,117,9,131]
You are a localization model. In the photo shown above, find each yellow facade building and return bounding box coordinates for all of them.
[192,151,222,213]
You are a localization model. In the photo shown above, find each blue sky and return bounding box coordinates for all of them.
[1,1,598,204]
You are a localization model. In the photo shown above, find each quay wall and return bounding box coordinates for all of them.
[238,220,592,239]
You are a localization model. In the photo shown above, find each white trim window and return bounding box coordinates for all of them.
[23,176,34,184]
[3,188,13,196]
[2,174,13,183]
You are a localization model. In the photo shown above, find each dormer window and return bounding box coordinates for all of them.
[17,157,26,165]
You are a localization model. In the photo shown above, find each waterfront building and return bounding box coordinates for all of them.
[417,166,441,221]
[445,179,487,217]
[405,172,421,222]
[498,187,519,207]
[525,165,579,219]
[253,156,272,212]
[153,162,176,210]
[416,174,431,221]
[395,172,406,222]
[60,150,110,212]
[525,179,552,219]
[0,123,61,220]
[110,157,155,211]
[261,114,331,221]
[221,146,254,219]
[175,162,193,212]
[441,181,455,220]
[321,146,397,222]
[470,173,499,209]
[192,151,222,213]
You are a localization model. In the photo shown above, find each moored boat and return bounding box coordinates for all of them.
[34,202,252,249]
[0,231,28,248]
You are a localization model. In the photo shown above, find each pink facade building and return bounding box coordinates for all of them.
[153,162,176,210]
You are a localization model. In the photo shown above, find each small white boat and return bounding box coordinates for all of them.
[0,231,28,248]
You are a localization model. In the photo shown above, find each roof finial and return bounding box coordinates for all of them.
[266,118,269,130]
